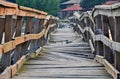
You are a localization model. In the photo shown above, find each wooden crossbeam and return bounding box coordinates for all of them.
[0,1,47,19]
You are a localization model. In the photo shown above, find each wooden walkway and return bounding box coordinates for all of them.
[12,25,113,79]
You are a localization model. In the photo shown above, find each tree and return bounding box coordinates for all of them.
[7,0,16,3]
[80,0,109,9]
[15,0,61,16]
[60,0,69,10]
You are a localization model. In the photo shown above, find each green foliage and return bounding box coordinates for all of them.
[60,0,69,3]
[16,0,61,16]
[80,0,108,9]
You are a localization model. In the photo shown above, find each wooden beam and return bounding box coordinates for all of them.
[95,55,120,79]
[0,1,47,19]
[13,16,23,64]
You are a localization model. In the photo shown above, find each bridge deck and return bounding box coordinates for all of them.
[12,25,113,79]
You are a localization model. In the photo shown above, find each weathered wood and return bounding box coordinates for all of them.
[12,16,23,64]
[4,16,13,42]
[12,27,112,79]
[92,3,120,17]
[113,16,120,71]
[0,1,58,79]
[29,19,40,52]
[95,55,120,79]
[108,17,115,41]
[11,64,17,77]
[20,17,33,56]
[0,67,11,79]
[101,16,113,64]
[0,1,47,19]
[3,41,15,53]
[115,52,120,72]
[1,15,14,70]
[0,28,45,55]
[72,4,120,79]
[89,39,95,53]
[0,16,5,44]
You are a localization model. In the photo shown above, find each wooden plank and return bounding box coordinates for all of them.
[3,41,15,53]
[11,64,17,77]
[0,45,3,54]
[24,35,31,42]
[19,6,47,15]
[92,3,120,17]
[20,17,33,56]
[0,29,45,55]
[77,22,120,54]
[0,7,47,19]
[1,15,14,70]
[0,1,18,8]
[12,27,112,79]
[0,1,47,19]
[0,17,5,44]
[89,39,95,53]
[0,67,11,79]
[12,16,22,64]
[95,55,120,79]
[15,36,25,45]
[16,56,27,71]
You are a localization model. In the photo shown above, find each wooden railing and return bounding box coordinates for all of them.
[0,1,58,79]
[70,3,120,79]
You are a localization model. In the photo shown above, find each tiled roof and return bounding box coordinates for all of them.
[61,0,81,5]
[62,4,83,11]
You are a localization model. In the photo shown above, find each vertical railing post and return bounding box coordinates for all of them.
[29,18,40,53]
[12,16,23,64]
[38,19,45,47]
[113,16,120,71]
[1,15,16,70]
[101,15,113,63]
[95,15,104,56]
[0,16,5,44]
[20,17,33,56]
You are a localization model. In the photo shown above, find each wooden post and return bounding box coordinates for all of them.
[113,16,120,71]
[0,16,5,44]
[101,16,113,63]
[84,18,88,42]
[12,16,23,64]
[29,19,39,53]
[38,19,44,47]
[80,19,87,42]
[20,17,33,56]
[1,15,15,70]
[108,17,116,40]
[95,15,104,56]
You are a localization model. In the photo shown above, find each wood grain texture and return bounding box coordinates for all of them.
[0,1,47,19]
[95,55,120,79]
[12,27,112,79]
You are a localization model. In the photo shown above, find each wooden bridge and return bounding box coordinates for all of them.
[0,1,120,79]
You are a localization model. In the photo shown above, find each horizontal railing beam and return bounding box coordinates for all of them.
[0,1,47,19]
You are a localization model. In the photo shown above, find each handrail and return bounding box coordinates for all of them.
[73,11,120,53]
[0,1,47,19]
[92,2,120,17]
[0,1,58,78]
[77,24,120,53]
[71,4,120,78]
